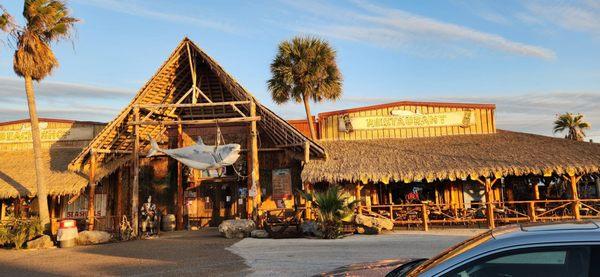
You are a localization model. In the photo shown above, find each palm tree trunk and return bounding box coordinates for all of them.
[302,94,317,140]
[24,75,50,229]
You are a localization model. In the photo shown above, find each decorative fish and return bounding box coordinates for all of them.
[147,136,241,170]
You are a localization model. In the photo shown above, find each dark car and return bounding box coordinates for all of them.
[320,220,600,277]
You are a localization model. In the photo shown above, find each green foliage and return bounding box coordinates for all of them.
[268,36,342,104]
[0,218,43,249]
[11,0,79,80]
[553,112,591,141]
[301,186,357,239]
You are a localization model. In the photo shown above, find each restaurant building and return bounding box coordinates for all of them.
[7,37,597,234]
[67,38,322,234]
[0,118,105,232]
[299,101,600,229]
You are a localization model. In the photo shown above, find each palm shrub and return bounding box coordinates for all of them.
[553,113,591,141]
[0,218,43,249]
[268,36,343,140]
[301,186,357,239]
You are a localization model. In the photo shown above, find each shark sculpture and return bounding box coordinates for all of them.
[147,136,241,170]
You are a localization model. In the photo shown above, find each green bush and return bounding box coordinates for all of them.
[301,186,358,239]
[0,218,43,249]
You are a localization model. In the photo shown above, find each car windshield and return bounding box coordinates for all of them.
[403,229,495,276]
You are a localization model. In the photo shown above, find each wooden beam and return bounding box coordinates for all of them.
[303,141,310,163]
[87,151,97,231]
[569,174,581,220]
[421,203,429,232]
[176,123,184,230]
[128,116,261,126]
[304,183,312,220]
[131,107,140,237]
[484,177,495,229]
[247,100,260,219]
[355,184,363,215]
[115,167,123,231]
[137,101,250,109]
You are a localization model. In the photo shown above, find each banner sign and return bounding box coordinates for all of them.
[62,194,107,219]
[272,168,292,199]
[0,123,95,143]
[339,110,475,132]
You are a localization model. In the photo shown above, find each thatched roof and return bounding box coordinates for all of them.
[302,130,600,184]
[0,148,89,198]
[69,37,324,180]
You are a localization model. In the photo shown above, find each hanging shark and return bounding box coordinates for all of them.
[147,136,241,170]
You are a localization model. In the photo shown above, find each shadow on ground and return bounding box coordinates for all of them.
[0,228,249,277]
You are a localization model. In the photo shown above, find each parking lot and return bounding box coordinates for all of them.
[0,228,481,276]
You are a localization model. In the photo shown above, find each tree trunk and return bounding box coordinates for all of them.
[24,75,50,229]
[302,94,317,140]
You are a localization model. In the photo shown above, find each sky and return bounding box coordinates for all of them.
[0,0,599,140]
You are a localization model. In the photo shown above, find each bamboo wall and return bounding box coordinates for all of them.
[318,102,496,141]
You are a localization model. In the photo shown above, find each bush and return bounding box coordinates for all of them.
[0,218,43,249]
[301,186,358,239]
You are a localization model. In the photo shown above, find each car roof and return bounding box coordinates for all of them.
[490,220,600,244]
[417,221,600,276]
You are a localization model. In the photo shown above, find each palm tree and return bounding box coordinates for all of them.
[268,36,342,140]
[301,186,357,239]
[8,0,78,229]
[553,113,591,141]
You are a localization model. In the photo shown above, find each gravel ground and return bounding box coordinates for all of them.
[228,229,484,276]
[0,228,483,277]
[0,229,249,277]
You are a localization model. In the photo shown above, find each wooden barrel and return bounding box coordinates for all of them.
[161,214,176,231]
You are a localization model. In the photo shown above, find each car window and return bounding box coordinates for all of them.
[443,246,590,277]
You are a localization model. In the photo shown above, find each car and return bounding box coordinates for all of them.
[320,220,600,277]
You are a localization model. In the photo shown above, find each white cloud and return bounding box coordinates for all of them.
[282,0,555,59]
[520,2,600,36]
[73,0,236,33]
[0,77,132,122]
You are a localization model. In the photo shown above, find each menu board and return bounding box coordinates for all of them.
[272,168,292,199]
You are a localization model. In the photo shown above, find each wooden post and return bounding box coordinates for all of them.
[388,187,393,205]
[115,167,123,230]
[304,183,312,220]
[569,174,581,220]
[528,201,537,222]
[87,151,97,231]
[0,201,5,220]
[484,178,495,229]
[176,123,184,230]
[131,107,140,236]
[421,203,429,232]
[533,183,540,200]
[355,184,363,214]
[247,100,260,218]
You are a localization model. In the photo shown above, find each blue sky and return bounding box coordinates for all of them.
[0,0,599,140]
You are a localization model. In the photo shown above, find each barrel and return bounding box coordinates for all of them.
[57,219,78,248]
[161,214,176,231]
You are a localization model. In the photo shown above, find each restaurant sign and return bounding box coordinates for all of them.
[0,122,94,143]
[339,110,475,132]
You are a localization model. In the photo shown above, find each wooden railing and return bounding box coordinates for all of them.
[358,199,600,230]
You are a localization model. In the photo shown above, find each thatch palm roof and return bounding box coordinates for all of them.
[69,38,324,180]
[302,130,600,184]
[0,148,88,198]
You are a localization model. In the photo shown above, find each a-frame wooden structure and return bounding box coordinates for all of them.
[69,38,325,234]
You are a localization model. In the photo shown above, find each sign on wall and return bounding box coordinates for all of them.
[339,110,475,132]
[62,194,107,219]
[0,123,95,143]
[272,168,292,199]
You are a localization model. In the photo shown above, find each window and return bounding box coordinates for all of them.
[444,246,591,277]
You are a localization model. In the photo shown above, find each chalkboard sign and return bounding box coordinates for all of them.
[272,168,292,199]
